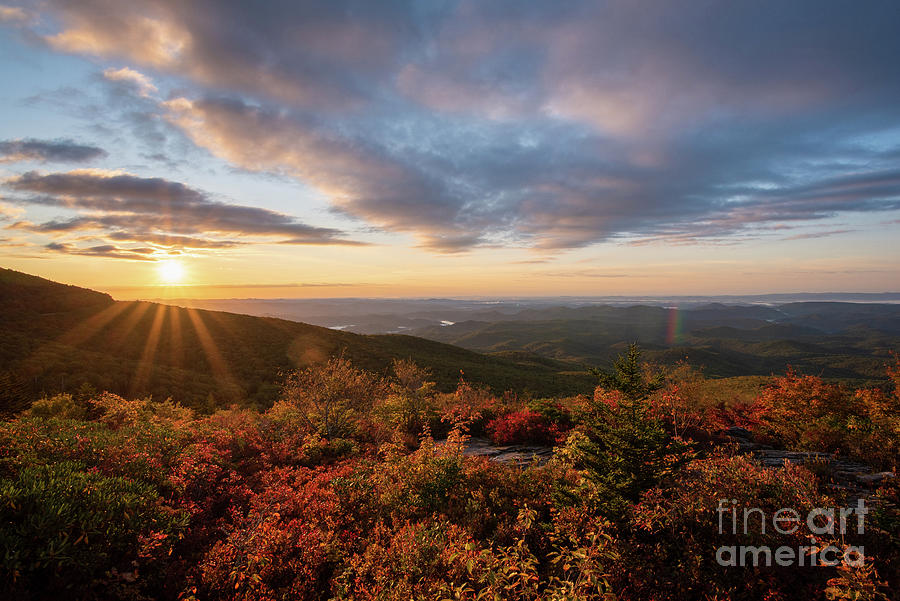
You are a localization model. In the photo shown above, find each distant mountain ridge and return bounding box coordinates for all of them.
[409,302,900,381]
[155,294,900,336]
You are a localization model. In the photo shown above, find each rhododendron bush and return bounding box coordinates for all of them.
[1,353,897,600]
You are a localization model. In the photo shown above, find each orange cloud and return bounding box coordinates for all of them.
[102,67,158,97]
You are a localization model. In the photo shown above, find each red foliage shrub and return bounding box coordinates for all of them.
[592,387,624,410]
[192,466,354,601]
[436,378,502,437]
[485,409,565,445]
[707,399,769,432]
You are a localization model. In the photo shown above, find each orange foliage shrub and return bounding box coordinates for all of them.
[758,365,900,469]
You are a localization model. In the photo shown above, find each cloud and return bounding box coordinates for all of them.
[0,202,24,221]
[105,230,243,249]
[45,241,157,261]
[9,0,900,252]
[22,70,184,163]
[541,270,632,279]
[102,67,157,97]
[0,4,28,22]
[3,169,364,259]
[160,95,900,251]
[163,96,483,252]
[781,229,856,241]
[36,0,425,110]
[0,138,107,163]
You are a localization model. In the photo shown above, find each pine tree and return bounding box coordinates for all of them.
[575,344,688,519]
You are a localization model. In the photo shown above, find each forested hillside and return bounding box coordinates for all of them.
[0,269,593,414]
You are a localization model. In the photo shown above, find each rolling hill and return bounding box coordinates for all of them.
[0,268,594,415]
[409,303,900,382]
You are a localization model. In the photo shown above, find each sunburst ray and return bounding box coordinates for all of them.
[185,307,241,400]
[130,303,167,397]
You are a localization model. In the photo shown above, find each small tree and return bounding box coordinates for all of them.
[573,344,688,518]
[380,359,437,436]
[650,361,709,438]
[280,356,380,439]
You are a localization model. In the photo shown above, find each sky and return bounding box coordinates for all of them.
[0,0,898,299]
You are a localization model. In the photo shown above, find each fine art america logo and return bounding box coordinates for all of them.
[715,499,868,567]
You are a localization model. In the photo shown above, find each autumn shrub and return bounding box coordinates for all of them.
[648,384,707,439]
[647,362,712,437]
[2,353,898,601]
[280,357,383,439]
[622,452,890,600]
[647,362,772,441]
[845,386,900,470]
[526,396,574,427]
[486,409,564,445]
[168,408,361,573]
[190,466,353,601]
[25,392,89,420]
[166,432,255,560]
[86,392,195,429]
[189,403,355,471]
[707,398,769,432]
[375,432,469,521]
[758,369,853,447]
[864,479,900,593]
[333,506,617,601]
[758,366,900,469]
[436,378,502,437]
[338,428,553,539]
[0,416,186,490]
[332,519,465,600]
[25,391,194,429]
[376,359,438,437]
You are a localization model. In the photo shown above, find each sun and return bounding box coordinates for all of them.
[157,259,186,285]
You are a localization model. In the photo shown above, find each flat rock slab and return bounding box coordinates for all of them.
[436,437,554,467]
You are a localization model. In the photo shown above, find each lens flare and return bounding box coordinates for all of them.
[666,306,684,345]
